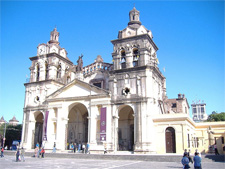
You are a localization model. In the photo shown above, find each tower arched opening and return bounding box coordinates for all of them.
[118,105,134,151]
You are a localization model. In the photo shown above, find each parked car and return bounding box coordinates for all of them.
[11,140,21,150]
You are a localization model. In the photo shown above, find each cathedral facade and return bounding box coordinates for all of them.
[21,8,225,154]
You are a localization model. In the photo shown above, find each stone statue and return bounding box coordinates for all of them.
[77,54,83,72]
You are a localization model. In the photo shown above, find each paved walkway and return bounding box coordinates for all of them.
[0,155,225,169]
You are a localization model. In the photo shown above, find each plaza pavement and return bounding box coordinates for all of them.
[1,150,224,169]
[0,155,225,169]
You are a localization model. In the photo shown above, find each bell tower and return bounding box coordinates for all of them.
[109,7,166,154]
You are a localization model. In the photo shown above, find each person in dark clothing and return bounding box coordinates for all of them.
[193,152,202,169]
[73,143,76,153]
[16,149,20,162]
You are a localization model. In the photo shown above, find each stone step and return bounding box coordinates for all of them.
[3,151,224,162]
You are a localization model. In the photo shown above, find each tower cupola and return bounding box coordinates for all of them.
[48,28,60,45]
[128,7,142,28]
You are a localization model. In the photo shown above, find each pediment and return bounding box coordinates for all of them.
[47,79,110,100]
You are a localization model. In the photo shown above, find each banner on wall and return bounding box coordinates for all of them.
[43,111,49,141]
[100,107,107,141]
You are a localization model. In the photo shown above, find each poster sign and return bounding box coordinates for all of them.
[100,107,106,141]
[43,111,49,141]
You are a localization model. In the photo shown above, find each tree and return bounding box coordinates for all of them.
[207,112,225,122]
[5,124,22,148]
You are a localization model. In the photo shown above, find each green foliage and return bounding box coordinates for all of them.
[5,124,22,147]
[207,112,225,122]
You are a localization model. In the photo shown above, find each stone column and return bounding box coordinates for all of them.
[87,116,91,143]
[113,115,119,152]
[21,111,27,147]
[134,103,142,151]
[126,51,132,68]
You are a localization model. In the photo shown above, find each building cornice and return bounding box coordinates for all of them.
[24,79,64,86]
[29,53,73,65]
[110,65,165,80]
[111,34,158,51]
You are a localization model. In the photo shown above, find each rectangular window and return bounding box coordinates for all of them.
[188,134,190,148]
[201,107,204,113]
[193,108,197,113]
[172,103,177,108]
[197,137,199,148]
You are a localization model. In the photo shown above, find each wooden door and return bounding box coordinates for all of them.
[166,127,176,153]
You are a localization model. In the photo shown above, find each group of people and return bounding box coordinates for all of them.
[15,147,25,162]
[33,142,45,158]
[68,142,90,154]
[181,149,202,169]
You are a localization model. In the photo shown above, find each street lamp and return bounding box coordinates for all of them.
[3,121,8,148]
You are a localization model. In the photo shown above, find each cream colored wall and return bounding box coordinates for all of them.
[153,114,196,154]
[154,115,225,155]
[195,122,225,155]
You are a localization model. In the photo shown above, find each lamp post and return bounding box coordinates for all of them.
[3,121,7,148]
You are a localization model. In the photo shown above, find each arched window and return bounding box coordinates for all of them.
[36,64,40,81]
[165,127,176,153]
[57,64,61,79]
[133,48,139,67]
[121,50,126,69]
[45,62,49,80]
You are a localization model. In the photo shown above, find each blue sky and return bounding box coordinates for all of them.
[1,1,224,123]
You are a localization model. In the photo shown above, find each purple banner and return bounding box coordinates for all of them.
[43,111,49,141]
[100,107,106,141]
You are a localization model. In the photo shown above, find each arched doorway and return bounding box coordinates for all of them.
[118,105,134,151]
[34,113,43,148]
[67,103,88,145]
[165,127,176,153]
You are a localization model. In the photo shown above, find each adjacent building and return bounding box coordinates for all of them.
[21,7,225,154]
[191,102,208,122]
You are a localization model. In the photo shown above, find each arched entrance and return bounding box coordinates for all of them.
[118,105,134,151]
[34,112,43,148]
[67,103,88,145]
[165,127,176,153]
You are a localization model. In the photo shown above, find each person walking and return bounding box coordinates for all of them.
[86,143,90,154]
[188,149,193,164]
[1,147,4,157]
[16,149,20,162]
[21,147,25,162]
[73,143,76,153]
[78,143,81,153]
[193,152,202,169]
[181,152,190,169]
[82,144,86,154]
[71,143,74,153]
[52,142,56,153]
